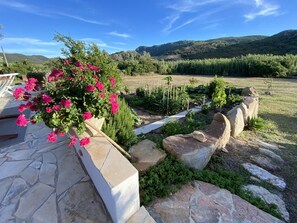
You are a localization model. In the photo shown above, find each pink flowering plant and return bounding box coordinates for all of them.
[14,35,121,147]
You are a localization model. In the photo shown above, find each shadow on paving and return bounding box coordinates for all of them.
[0,107,30,149]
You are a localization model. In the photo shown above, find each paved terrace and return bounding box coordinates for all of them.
[0,97,112,223]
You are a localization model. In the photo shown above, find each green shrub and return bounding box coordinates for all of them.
[211,76,227,111]
[136,87,145,97]
[102,99,137,148]
[248,117,265,130]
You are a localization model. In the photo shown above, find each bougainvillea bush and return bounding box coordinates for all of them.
[14,34,121,147]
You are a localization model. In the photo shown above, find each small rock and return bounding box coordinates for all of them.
[254,139,281,152]
[259,148,284,162]
[192,131,207,142]
[242,163,286,191]
[250,155,280,170]
[243,184,289,221]
[163,134,216,170]
[129,139,166,172]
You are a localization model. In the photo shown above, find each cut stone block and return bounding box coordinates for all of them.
[242,163,286,190]
[73,133,140,223]
[227,106,245,137]
[129,139,166,172]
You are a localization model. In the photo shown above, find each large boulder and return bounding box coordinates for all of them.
[237,103,249,125]
[242,87,259,97]
[243,96,259,119]
[205,113,231,150]
[227,107,245,137]
[163,134,216,170]
[129,139,166,173]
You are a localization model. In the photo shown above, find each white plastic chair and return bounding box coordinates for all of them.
[0,73,19,97]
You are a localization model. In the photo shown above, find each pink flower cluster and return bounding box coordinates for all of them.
[14,59,119,148]
[109,93,119,114]
[25,78,38,91]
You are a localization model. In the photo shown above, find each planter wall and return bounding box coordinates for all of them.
[71,124,140,223]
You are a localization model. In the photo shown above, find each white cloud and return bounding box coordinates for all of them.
[167,0,225,13]
[107,31,131,38]
[80,38,125,51]
[244,0,279,21]
[0,0,106,25]
[1,37,59,46]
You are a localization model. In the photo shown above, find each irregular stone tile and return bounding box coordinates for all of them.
[32,193,58,223]
[254,139,281,152]
[43,152,56,164]
[0,152,7,158]
[127,206,156,223]
[0,178,13,203]
[39,163,56,186]
[80,175,90,182]
[243,184,289,222]
[20,166,39,185]
[0,157,6,166]
[36,140,68,153]
[32,127,52,139]
[0,160,31,180]
[6,149,35,160]
[129,139,166,172]
[14,183,54,219]
[2,178,28,205]
[259,148,284,162]
[232,193,283,223]
[58,182,112,223]
[150,181,284,223]
[242,163,286,190]
[30,160,42,169]
[56,153,86,195]
[0,203,16,223]
[250,155,280,170]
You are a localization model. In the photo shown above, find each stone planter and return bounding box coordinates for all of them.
[70,118,140,223]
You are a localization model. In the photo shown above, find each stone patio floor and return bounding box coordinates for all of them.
[0,97,112,223]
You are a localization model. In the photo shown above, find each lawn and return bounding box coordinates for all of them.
[124,73,297,222]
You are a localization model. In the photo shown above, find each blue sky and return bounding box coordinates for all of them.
[0,0,296,58]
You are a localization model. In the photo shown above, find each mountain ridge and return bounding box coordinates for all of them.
[135,30,297,60]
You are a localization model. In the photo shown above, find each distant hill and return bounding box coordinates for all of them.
[135,30,297,60]
[2,53,49,64]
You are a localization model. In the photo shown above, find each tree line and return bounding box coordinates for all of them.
[113,52,297,78]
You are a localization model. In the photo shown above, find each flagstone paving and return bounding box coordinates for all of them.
[0,98,112,223]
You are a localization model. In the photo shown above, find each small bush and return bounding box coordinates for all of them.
[248,117,265,130]
[102,99,137,148]
[27,72,46,84]
[136,87,145,97]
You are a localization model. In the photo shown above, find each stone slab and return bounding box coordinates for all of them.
[15,182,54,219]
[243,184,289,221]
[242,163,286,190]
[32,193,58,223]
[2,178,28,205]
[259,148,284,162]
[0,160,31,180]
